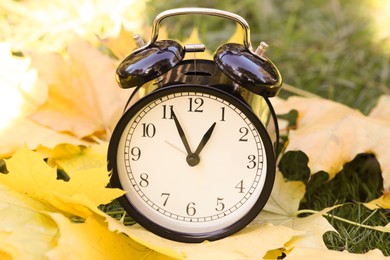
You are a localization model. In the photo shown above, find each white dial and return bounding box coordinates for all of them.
[109,85,275,242]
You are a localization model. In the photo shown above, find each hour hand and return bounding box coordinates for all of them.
[171,108,192,156]
[194,122,216,156]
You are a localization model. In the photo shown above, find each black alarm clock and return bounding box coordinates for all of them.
[108,7,282,243]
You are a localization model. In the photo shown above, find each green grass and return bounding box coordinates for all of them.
[145,0,389,114]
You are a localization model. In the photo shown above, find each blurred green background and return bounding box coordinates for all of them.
[145,0,390,114]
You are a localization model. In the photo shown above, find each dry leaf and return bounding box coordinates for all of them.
[365,190,390,210]
[0,146,162,258]
[0,118,89,158]
[1,0,147,52]
[257,171,337,256]
[0,43,47,122]
[30,39,129,139]
[100,25,138,60]
[44,143,109,174]
[115,222,297,260]
[260,170,306,225]
[0,43,84,157]
[272,96,390,188]
[0,146,123,209]
[369,95,390,121]
[0,184,58,259]
[227,24,246,44]
[46,212,171,260]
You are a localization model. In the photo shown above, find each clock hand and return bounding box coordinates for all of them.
[194,122,217,156]
[164,140,186,155]
[171,108,192,156]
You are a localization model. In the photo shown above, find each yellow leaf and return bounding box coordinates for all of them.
[364,191,390,210]
[0,118,89,158]
[272,96,390,189]
[260,170,306,224]
[257,171,337,254]
[30,39,129,139]
[0,184,58,259]
[0,43,47,125]
[0,44,81,157]
[1,0,147,52]
[227,24,246,44]
[44,143,109,174]
[0,146,123,210]
[0,146,158,258]
[100,25,137,60]
[46,212,171,260]
[369,95,390,121]
[115,222,297,259]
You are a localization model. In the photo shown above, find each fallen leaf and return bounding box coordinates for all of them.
[30,39,129,139]
[46,212,172,260]
[44,143,109,174]
[0,146,123,210]
[1,0,147,52]
[259,170,306,225]
[0,184,58,259]
[365,190,390,210]
[256,171,337,256]
[0,42,47,124]
[116,222,297,260]
[100,25,138,60]
[0,118,89,158]
[0,43,80,157]
[0,146,165,258]
[369,95,390,121]
[272,96,390,189]
[0,161,167,259]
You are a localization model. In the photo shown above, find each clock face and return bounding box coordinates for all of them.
[108,85,275,242]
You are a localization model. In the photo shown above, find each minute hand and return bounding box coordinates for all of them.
[171,108,192,155]
[194,122,216,156]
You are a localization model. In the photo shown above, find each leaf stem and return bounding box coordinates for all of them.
[295,208,388,233]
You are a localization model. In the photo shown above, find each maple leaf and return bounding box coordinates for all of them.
[43,142,109,174]
[257,171,338,257]
[272,96,390,189]
[370,95,390,121]
[0,43,87,157]
[0,146,161,258]
[45,212,172,260]
[1,0,147,52]
[0,43,47,124]
[113,221,297,259]
[99,25,138,60]
[0,118,90,158]
[0,184,58,259]
[365,190,390,210]
[0,146,123,212]
[30,39,129,139]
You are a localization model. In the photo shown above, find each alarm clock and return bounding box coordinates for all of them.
[108,8,282,243]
